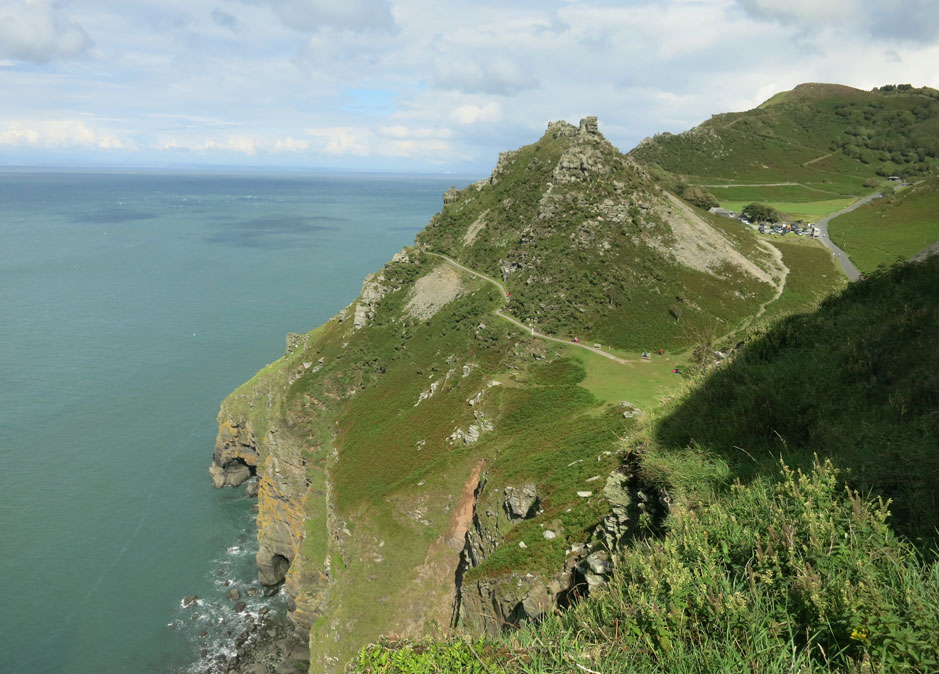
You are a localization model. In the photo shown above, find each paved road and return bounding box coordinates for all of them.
[814,192,882,282]
[424,251,631,365]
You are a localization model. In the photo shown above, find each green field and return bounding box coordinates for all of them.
[705,183,846,202]
[569,346,686,410]
[829,177,939,273]
[721,197,855,221]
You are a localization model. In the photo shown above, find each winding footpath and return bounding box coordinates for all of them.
[814,191,882,282]
[424,252,631,365]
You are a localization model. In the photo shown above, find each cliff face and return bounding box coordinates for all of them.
[210,118,781,672]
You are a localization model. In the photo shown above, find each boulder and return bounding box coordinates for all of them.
[226,588,241,601]
[586,551,613,575]
[244,477,260,497]
[504,484,539,520]
[234,601,247,613]
[183,594,198,608]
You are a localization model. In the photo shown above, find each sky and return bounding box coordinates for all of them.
[1,0,937,174]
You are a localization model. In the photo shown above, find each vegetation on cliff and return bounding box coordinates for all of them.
[352,256,939,674]
[212,84,939,674]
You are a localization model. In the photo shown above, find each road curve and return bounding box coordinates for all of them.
[424,251,631,365]
[814,192,882,282]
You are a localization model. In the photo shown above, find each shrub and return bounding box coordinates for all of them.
[742,202,781,222]
[680,186,719,210]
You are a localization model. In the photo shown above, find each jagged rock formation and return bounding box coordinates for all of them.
[210,117,783,672]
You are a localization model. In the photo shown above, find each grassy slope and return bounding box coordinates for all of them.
[417,128,775,352]
[829,176,939,273]
[756,237,846,325]
[631,83,939,220]
[350,256,939,674]
[271,250,685,669]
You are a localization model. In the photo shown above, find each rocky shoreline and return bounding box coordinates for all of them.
[178,472,309,674]
[197,610,309,674]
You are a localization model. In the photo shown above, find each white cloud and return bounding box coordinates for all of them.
[156,135,313,154]
[242,0,396,34]
[306,127,371,156]
[304,125,455,158]
[0,120,134,149]
[736,0,852,24]
[378,125,452,139]
[0,0,92,63]
[433,57,539,96]
[272,136,310,151]
[450,103,502,125]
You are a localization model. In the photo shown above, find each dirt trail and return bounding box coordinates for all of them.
[694,181,842,196]
[424,252,633,365]
[802,152,833,166]
[427,241,789,363]
[714,239,789,344]
[753,241,789,318]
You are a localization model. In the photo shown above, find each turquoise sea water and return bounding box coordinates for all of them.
[0,170,466,673]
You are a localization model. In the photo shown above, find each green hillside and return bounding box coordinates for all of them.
[632,83,939,188]
[352,255,939,674]
[829,176,939,273]
[416,120,780,351]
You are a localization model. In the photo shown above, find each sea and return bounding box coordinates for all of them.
[0,169,469,673]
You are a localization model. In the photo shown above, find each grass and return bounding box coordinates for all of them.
[705,183,847,202]
[655,257,939,542]
[570,345,686,410]
[828,176,939,273]
[755,238,846,325]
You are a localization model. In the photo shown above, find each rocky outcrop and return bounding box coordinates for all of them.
[549,117,615,184]
[210,419,259,488]
[443,187,460,205]
[546,120,577,138]
[601,460,668,550]
[454,473,605,636]
[353,271,387,331]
